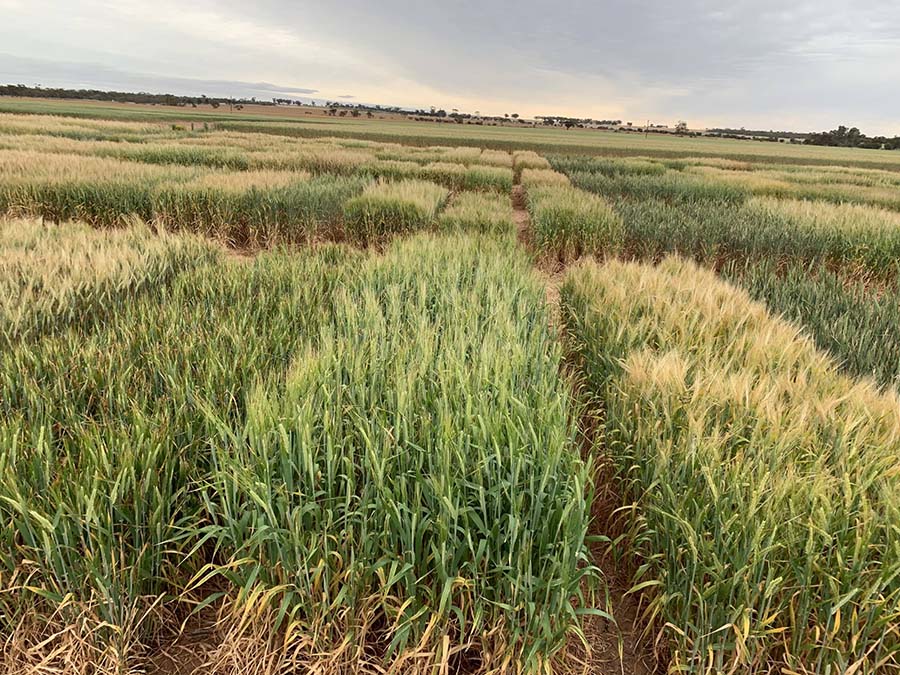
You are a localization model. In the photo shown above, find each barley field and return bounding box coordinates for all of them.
[1,105,899,674]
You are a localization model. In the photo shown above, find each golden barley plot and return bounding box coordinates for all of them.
[0,216,216,343]
[561,256,900,673]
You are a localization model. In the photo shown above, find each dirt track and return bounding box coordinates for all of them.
[511,179,660,675]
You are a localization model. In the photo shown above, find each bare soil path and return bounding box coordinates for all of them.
[511,180,660,675]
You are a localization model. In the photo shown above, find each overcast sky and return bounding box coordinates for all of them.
[2,0,899,134]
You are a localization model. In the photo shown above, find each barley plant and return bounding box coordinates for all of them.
[0,149,368,245]
[438,145,483,164]
[0,216,216,344]
[555,153,900,276]
[342,179,449,244]
[437,191,515,238]
[110,142,252,170]
[742,196,900,273]
[153,173,367,246]
[549,155,667,177]
[0,112,170,142]
[561,255,900,673]
[9,108,900,675]
[513,150,552,172]
[527,184,623,261]
[0,245,357,672]
[520,168,571,188]
[724,258,900,390]
[202,234,592,671]
[478,149,514,168]
[463,164,514,191]
[364,158,424,181]
[422,160,469,188]
[568,168,747,204]
[556,154,900,212]
[0,230,592,673]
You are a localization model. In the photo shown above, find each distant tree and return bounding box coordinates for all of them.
[803,124,898,149]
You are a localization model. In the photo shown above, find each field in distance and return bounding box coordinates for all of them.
[4,96,900,169]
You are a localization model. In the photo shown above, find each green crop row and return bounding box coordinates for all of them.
[0,233,591,672]
[526,184,623,262]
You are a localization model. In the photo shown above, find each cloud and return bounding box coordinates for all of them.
[0,54,318,100]
[1,0,898,134]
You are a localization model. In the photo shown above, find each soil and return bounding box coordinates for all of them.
[511,179,663,675]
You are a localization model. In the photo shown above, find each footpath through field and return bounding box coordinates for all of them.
[510,178,659,675]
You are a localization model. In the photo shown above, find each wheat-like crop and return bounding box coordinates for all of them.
[438,191,515,237]
[527,184,622,261]
[561,255,900,673]
[342,179,449,243]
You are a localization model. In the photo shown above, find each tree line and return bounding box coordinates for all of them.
[0,84,270,109]
[805,125,900,150]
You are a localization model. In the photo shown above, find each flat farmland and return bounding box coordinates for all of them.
[1,104,899,675]
[5,96,900,169]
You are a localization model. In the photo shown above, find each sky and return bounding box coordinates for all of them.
[1,0,899,134]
